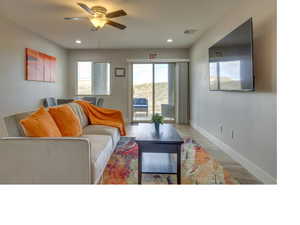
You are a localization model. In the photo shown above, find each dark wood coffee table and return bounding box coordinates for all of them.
[134,123,184,184]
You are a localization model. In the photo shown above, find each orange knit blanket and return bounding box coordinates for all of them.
[74,100,126,136]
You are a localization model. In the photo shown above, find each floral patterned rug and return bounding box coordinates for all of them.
[101,137,239,184]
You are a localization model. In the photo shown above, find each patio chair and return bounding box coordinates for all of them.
[133,98,148,116]
[161,104,175,119]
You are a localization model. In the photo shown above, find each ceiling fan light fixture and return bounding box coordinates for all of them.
[68,3,127,30]
[90,17,107,28]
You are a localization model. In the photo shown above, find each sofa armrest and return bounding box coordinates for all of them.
[0,137,91,184]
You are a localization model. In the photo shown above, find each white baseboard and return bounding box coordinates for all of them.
[190,122,276,184]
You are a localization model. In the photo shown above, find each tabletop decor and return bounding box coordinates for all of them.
[151,113,164,132]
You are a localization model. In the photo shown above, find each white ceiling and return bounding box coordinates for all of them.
[0,0,243,49]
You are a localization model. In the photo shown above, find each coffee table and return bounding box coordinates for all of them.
[134,123,184,184]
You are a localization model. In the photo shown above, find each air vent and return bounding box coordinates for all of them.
[184,29,198,35]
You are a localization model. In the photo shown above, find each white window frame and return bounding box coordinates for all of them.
[76,61,111,96]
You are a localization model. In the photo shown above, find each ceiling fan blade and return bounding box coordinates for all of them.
[106,20,126,30]
[77,2,95,15]
[64,17,88,21]
[106,10,127,18]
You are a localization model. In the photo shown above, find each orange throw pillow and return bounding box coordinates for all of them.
[48,105,82,137]
[20,107,62,137]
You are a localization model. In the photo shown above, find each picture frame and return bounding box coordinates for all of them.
[115,67,126,77]
[25,48,56,82]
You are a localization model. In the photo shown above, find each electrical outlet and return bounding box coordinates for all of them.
[231,130,234,139]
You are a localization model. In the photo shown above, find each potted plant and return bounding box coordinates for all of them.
[151,113,164,132]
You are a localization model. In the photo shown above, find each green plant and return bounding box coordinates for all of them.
[151,113,164,124]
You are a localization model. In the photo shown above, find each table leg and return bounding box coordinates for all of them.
[138,147,142,184]
[177,145,181,184]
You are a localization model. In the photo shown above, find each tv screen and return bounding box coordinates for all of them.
[209,18,254,91]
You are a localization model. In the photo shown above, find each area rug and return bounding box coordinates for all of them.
[101,137,239,184]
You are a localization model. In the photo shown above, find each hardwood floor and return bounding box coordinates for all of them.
[126,123,262,184]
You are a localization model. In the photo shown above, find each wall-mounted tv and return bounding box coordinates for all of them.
[209,18,254,91]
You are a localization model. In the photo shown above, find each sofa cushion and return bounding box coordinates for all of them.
[48,105,82,137]
[82,135,114,184]
[4,111,34,137]
[20,107,62,137]
[68,102,89,128]
[83,125,120,147]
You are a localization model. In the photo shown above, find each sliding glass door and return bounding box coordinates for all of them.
[132,63,176,122]
[132,64,153,121]
[154,64,176,121]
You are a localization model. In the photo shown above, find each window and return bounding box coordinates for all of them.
[77,62,110,95]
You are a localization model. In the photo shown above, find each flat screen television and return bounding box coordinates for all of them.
[209,18,254,91]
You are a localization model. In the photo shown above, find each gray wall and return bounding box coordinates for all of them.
[190,0,276,180]
[67,49,189,120]
[0,17,68,136]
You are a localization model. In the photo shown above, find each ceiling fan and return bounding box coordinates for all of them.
[64,2,127,31]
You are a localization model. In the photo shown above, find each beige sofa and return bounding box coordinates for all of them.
[0,102,120,184]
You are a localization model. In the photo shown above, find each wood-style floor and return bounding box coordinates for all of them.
[126,123,262,184]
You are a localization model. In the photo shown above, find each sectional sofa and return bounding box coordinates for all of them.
[0,102,120,184]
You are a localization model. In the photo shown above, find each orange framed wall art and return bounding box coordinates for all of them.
[25,48,56,82]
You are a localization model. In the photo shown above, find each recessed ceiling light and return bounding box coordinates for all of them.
[167,39,173,43]
[75,40,82,44]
